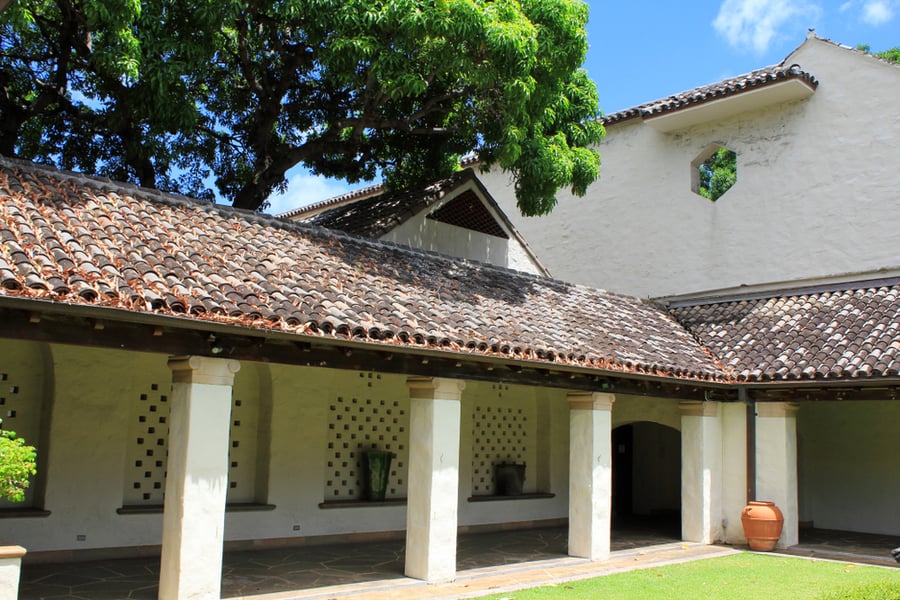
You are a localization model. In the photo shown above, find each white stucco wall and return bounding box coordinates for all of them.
[380,181,544,276]
[797,400,900,535]
[2,342,570,554]
[481,38,900,297]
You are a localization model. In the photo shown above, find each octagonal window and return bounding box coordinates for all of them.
[691,144,737,201]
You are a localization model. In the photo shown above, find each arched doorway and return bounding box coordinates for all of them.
[612,421,681,539]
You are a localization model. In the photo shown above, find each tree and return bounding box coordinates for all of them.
[0,420,36,503]
[698,147,736,201]
[1,0,603,214]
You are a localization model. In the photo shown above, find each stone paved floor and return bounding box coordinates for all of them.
[785,527,900,568]
[19,523,898,600]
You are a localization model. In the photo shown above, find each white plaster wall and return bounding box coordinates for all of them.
[797,400,900,535]
[2,344,172,551]
[612,395,681,431]
[481,39,900,297]
[385,216,511,269]
[0,339,49,509]
[379,181,544,275]
[457,383,569,526]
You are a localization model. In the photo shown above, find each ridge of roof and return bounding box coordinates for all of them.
[666,276,900,309]
[0,155,726,382]
[277,181,386,219]
[278,156,485,220]
[295,169,474,237]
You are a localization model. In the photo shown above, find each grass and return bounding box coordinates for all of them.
[478,554,900,599]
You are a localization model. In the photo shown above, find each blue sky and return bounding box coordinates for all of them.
[265,0,900,214]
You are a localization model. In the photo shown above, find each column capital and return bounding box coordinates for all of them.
[756,402,799,418]
[680,400,719,417]
[406,376,465,400]
[168,355,241,385]
[567,391,615,411]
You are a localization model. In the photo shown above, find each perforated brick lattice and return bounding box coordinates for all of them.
[226,394,254,500]
[471,385,529,495]
[324,372,410,500]
[0,370,40,508]
[123,383,170,505]
[123,384,253,505]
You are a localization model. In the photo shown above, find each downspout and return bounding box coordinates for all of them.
[740,387,756,501]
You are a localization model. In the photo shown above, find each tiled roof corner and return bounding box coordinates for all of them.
[670,281,900,383]
[0,156,727,382]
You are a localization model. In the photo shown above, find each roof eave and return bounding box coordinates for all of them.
[643,76,817,133]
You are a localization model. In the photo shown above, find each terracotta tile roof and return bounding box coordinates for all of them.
[670,283,900,382]
[602,64,818,126]
[291,171,469,238]
[0,157,726,381]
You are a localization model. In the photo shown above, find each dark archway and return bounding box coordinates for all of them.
[612,422,681,540]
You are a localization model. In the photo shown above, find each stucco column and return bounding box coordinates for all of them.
[0,545,25,600]
[160,356,240,600]
[680,401,723,544]
[720,402,748,544]
[567,392,614,560]
[755,402,799,548]
[404,376,465,583]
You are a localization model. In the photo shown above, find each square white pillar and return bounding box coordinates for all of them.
[0,546,25,600]
[160,356,240,600]
[756,402,799,548]
[405,377,464,583]
[567,392,614,561]
[721,403,748,544]
[680,401,723,544]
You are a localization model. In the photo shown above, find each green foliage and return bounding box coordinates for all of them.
[1,0,603,214]
[857,44,900,64]
[0,420,37,503]
[875,47,900,64]
[699,147,737,201]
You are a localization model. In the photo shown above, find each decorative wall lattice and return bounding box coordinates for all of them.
[123,380,258,505]
[471,385,532,495]
[324,372,410,500]
[123,383,171,505]
[0,370,40,508]
[226,376,261,503]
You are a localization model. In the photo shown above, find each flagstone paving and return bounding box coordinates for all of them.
[19,525,898,600]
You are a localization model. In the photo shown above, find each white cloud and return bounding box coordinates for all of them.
[264,168,361,215]
[713,0,822,53]
[861,0,894,24]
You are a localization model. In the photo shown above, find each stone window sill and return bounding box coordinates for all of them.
[0,508,51,519]
[467,493,555,502]
[116,503,276,515]
[318,498,407,509]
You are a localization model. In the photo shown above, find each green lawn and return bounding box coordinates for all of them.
[478,554,900,600]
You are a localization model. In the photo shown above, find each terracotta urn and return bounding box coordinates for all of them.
[741,501,784,551]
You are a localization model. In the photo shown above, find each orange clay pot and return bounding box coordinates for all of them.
[741,501,784,551]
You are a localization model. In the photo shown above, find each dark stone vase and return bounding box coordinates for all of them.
[494,463,526,496]
[364,451,393,501]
